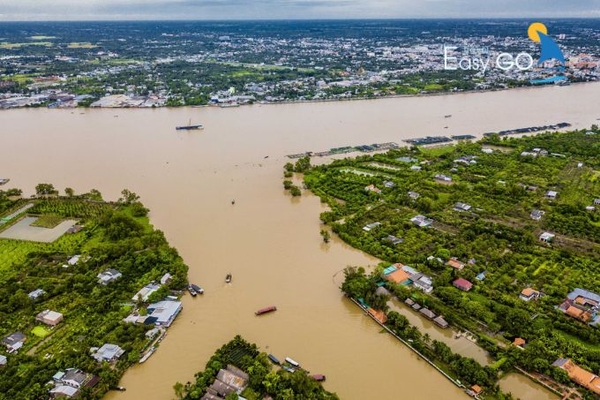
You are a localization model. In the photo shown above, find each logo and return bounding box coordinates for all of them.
[443,22,567,83]
[528,22,565,69]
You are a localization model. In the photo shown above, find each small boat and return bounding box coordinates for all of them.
[187,285,197,297]
[264,155,269,159]
[231,199,235,205]
[191,284,204,294]
[284,357,300,368]
[268,354,281,365]
[310,374,326,382]
[444,114,452,118]
[282,366,295,373]
[139,347,156,363]
[176,119,203,130]
[255,306,277,316]
[225,273,232,283]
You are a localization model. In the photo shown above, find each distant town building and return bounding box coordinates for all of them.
[410,214,433,227]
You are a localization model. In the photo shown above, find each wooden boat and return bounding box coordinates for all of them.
[267,354,281,365]
[225,273,232,283]
[255,306,277,316]
[284,357,299,367]
[310,374,326,382]
[191,284,204,294]
[187,285,197,297]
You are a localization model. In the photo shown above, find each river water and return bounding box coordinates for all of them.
[3,83,594,399]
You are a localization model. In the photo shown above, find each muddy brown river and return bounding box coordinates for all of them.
[3,83,595,399]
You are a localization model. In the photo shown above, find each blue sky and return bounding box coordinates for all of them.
[0,0,599,21]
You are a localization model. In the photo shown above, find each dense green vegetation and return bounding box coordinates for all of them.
[175,336,338,400]
[304,129,600,398]
[0,188,188,400]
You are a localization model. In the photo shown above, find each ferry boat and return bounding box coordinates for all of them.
[176,119,203,130]
[191,284,204,294]
[268,354,281,365]
[284,357,300,368]
[310,374,326,382]
[255,306,277,315]
[225,273,232,283]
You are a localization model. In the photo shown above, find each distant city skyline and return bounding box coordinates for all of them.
[0,0,599,21]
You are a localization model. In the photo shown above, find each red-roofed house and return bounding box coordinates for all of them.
[453,278,473,292]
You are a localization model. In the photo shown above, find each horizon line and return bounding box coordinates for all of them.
[1,16,600,23]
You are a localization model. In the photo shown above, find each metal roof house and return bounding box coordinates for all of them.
[91,343,125,362]
[146,300,182,327]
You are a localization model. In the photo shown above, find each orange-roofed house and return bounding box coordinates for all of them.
[385,269,411,285]
[367,308,388,324]
[447,258,465,270]
[513,338,526,348]
[470,385,482,396]
[519,288,540,301]
[565,306,592,322]
[553,358,600,395]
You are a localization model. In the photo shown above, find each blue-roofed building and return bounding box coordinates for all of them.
[476,272,487,281]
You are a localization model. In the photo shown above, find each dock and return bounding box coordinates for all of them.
[484,122,570,137]
[404,136,452,146]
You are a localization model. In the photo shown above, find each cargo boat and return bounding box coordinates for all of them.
[176,119,203,130]
[255,306,277,315]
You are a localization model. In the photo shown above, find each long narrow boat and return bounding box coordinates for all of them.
[190,284,204,294]
[267,354,281,365]
[284,357,299,368]
[255,306,277,316]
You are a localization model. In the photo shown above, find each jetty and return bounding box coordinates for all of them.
[286,142,399,159]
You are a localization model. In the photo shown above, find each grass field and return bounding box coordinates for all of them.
[67,42,97,49]
[0,42,53,49]
[30,214,64,228]
[31,326,51,338]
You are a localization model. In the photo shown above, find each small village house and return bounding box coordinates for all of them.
[36,310,64,327]
[2,332,26,353]
[453,278,473,292]
[519,288,540,301]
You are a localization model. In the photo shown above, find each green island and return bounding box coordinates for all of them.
[299,128,600,399]
[0,185,188,399]
[174,335,338,400]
